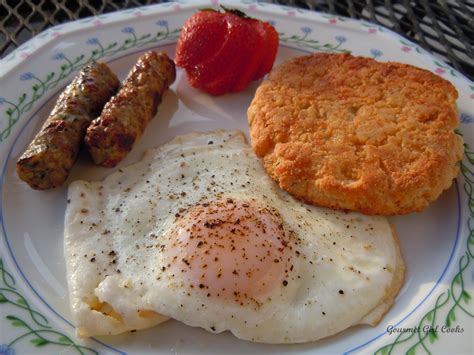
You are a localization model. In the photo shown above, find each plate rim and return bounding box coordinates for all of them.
[0,1,472,354]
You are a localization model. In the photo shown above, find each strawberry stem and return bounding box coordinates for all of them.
[220,5,252,19]
[199,7,219,12]
[198,6,253,19]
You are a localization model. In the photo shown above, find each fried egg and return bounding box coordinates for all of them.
[64,130,405,342]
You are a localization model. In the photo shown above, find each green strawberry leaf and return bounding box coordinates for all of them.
[220,5,253,19]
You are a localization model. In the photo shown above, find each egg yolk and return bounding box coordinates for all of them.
[167,199,292,305]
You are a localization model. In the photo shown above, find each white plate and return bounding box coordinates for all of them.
[0,1,473,354]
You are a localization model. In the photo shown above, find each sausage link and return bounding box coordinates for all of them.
[16,62,120,190]
[85,51,176,167]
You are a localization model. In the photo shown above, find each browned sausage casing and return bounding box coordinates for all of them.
[16,62,120,190]
[85,51,176,168]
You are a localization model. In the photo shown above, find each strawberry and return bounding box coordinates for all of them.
[190,14,264,95]
[175,11,227,68]
[175,7,279,96]
[253,22,279,81]
[232,18,266,91]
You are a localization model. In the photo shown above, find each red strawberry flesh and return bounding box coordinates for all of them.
[176,8,279,95]
[175,11,227,68]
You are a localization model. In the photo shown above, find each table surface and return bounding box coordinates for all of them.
[0,0,473,80]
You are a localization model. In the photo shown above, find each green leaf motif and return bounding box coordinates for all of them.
[428,329,437,343]
[31,338,49,347]
[279,32,349,53]
[1,259,99,354]
[374,346,390,355]
[58,335,72,344]
[374,145,474,354]
[11,320,25,327]
[448,309,456,325]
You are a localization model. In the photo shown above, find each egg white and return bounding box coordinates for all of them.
[64,130,404,342]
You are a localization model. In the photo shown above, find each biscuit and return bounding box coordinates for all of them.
[248,53,463,215]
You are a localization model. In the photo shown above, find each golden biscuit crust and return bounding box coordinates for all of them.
[248,53,463,215]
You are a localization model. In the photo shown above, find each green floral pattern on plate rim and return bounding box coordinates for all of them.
[0,1,472,354]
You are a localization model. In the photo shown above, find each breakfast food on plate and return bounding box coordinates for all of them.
[175,7,278,95]
[248,53,464,215]
[64,130,405,342]
[16,61,119,189]
[85,51,176,167]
